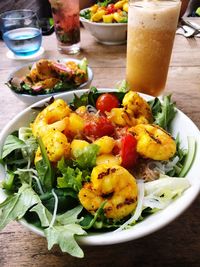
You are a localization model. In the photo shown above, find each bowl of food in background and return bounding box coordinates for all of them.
[80,0,128,45]
[6,58,93,105]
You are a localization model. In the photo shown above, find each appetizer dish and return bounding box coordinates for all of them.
[7,58,89,96]
[80,0,128,23]
[0,87,198,258]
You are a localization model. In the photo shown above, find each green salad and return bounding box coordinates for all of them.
[0,87,196,258]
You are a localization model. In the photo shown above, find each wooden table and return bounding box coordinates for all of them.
[0,24,200,267]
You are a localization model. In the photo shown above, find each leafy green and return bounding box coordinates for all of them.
[44,206,86,258]
[148,95,177,131]
[80,9,91,20]
[80,201,106,230]
[18,127,38,161]
[78,58,88,73]
[57,159,83,192]
[40,188,78,214]
[179,136,196,177]
[2,135,26,159]
[97,0,113,7]
[30,202,52,227]
[74,144,99,169]
[2,170,15,191]
[44,224,85,258]
[0,183,41,230]
[35,137,54,192]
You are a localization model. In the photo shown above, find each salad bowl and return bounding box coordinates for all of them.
[80,8,127,45]
[0,89,200,255]
[6,58,93,106]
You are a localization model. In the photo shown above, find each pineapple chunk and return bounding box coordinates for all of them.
[96,154,121,165]
[94,136,115,154]
[68,113,84,134]
[91,10,107,22]
[71,139,90,158]
[103,14,114,23]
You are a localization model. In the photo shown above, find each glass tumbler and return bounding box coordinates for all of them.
[49,0,80,54]
[126,0,181,96]
[0,10,42,56]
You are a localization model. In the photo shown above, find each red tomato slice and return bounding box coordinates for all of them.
[83,116,115,138]
[120,134,138,169]
[106,4,117,14]
[96,93,120,113]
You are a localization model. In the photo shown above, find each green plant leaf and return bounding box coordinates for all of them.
[44,224,85,258]
[2,135,26,159]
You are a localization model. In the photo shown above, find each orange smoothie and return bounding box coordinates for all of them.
[126,0,181,96]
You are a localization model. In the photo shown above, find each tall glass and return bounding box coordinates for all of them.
[126,0,181,96]
[49,0,80,54]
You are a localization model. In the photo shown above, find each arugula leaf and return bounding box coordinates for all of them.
[30,202,52,227]
[81,201,106,230]
[18,127,38,160]
[74,144,99,169]
[35,137,54,192]
[44,224,85,258]
[2,170,15,191]
[0,183,41,230]
[56,205,83,225]
[2,135,26,159]
[97,0,113,7]
[44,206,85,258]
[148,95,177,131]
[80,9,91,20]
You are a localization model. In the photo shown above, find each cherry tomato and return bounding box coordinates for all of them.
[106,4,116,14]
[83,116,115,138]
[120,134,138,169]
[96,93,120,113]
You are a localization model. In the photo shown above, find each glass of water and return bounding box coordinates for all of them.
[0,10,42,56]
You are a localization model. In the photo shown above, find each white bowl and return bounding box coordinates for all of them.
[7,58,93,106]
[0,89,200,247]
[80,9,127,45]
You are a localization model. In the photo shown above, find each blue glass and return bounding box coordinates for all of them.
[0,10,42,56]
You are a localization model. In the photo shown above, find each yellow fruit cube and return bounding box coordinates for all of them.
[114,0,127,10]
[94,136,115,154]
[96,154,121,165]
[91,10,107,22]
[68,113,84,134]
[71,139,90,158]
[102,14,114,23]
[123,2,128,12]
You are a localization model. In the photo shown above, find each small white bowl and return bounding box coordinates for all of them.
[80,9,127,45]
[0,89,200,247]
[7,58,93,106]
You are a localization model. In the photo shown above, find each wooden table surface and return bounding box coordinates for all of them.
[0,23,200,267]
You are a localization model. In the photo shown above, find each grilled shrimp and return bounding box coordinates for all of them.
[130,124,176,160]
[28,59,56,81]
[79,164,138,220]
[31,99,71,137]
[122,91,153,125]
[35,129,70,163]
[108,91,153,127]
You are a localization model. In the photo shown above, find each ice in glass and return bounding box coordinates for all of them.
[49,0,80,54]
[126,0,181,96]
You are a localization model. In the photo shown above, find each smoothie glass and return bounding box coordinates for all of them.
[49,0,80,54]
[126,0,181,96]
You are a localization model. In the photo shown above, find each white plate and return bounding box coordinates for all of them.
[7,59,93,105]
[0,89,200,246]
